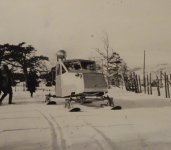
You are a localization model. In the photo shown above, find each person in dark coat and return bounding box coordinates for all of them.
[0,67,2,96]
[27,70,37,98]
[0,68,2,95]
[0,65,14,105]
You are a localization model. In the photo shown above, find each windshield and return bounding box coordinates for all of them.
[81,62,95,71]
[64,61,81,71]
[64,61,95,72]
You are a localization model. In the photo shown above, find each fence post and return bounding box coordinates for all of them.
[147,74,149,95]
[157,76,160,96]
[158,80,160,96]
[167,75,170,98]
[160,71,162,87]
[144,75,146,94]
[136,74,139,93]
[165,72,167,98]
[150,73,152,95]
[139,75,142,93]
[133,72,137,93]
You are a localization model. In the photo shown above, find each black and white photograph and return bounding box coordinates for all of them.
[0,0,171,150]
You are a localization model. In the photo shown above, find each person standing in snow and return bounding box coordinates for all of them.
[0,65,14,105]
[0,67,2,96]
[27,70,37,98]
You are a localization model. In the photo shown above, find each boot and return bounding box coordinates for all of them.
[9,93,13,104]
[31,92,33,98]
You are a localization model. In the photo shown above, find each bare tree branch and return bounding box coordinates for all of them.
[95,48,107,60]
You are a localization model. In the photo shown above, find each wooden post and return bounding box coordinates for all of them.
[150,73,152,95]
[160,71,162,88]
[165,72,167,98]
[157,76,160,96]
[132,82,134,92]
[125,80,128,91]
[139,75,142,93]
[167,75,170,98]
[136,74,139,93]
[144,76,146,94]
[147,74,149,95]
[133,72,137,93]
[143,50,146,94]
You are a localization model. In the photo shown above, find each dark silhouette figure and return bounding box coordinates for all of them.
[0,68,2,96]
[0,65,14,105]
[27,70,37,98]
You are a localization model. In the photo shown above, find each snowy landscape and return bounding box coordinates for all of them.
[1,1,171,150]
[0,86,171,150]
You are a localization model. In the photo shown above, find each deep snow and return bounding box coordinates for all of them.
[0,86,171,150]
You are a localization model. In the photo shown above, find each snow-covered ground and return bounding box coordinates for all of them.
[0,86,171,150]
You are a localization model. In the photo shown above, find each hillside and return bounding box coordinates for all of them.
[130,63,171,80]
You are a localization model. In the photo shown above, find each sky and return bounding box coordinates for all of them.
[0,0,171,69]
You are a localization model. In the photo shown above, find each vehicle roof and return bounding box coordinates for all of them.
[63,59,95,63]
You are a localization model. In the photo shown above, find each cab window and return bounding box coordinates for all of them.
[64,61,81,71]
[81,62,95,71]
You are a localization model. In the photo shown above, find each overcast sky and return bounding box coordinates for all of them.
[0,0,171,68]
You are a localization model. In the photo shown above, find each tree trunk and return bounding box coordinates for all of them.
[23,67,28,87]
[0,59,1,66]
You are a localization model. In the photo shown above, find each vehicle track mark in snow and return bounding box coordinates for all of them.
[0,127,49,133]
[0,110,37,113]
[39,111,59,150]
[84,135,104,150]
[76,115,99,117]
[94,140,104,150]
[49,113,72,150]
[49,113,66,150]
[92,124,133,127]
[0,117,41,120]
[53,115,66,118]
[83,120,114,150]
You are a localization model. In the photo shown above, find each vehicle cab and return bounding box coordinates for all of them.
[55,51,108,98]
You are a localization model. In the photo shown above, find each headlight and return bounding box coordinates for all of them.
[75,73,82,78]
[75,73,79,77]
